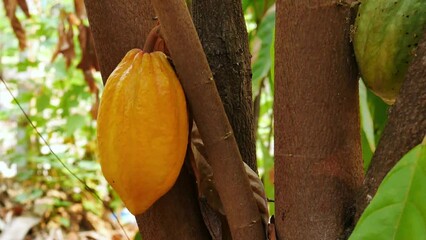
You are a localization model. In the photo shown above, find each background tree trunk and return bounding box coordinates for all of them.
[274,1,363,239]
[192,0,257,171]
[84,1,210,239]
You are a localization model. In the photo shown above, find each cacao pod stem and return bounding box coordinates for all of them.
[143,24,161,53]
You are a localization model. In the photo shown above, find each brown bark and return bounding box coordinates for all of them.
[84,1,210,239]
[136,167,211,240]
[274,1,363,239]
[84,0,156,83]
[192,0,257,171]
[357,30,426,219]
[149,0,266,239]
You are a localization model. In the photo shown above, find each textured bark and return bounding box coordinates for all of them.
[84,1,210,239]
[84,0,156,83]
[136,167,211,240]
[192,0,257,171]
[274,1,364,239]
[357,30,426,219]
[150,0,266,239]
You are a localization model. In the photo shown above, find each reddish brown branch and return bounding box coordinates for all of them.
[149,0,265,239]
[356,30,426,220]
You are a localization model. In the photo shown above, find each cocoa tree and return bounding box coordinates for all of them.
[84,0,262,239]
[2,0,425,239]
[83,0,425,239]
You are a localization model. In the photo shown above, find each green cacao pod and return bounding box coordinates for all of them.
[354,0,426,104]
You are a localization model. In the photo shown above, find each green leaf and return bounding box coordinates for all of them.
[361,130,373,171]
[77,160,100,171]
[365,86,389,144]
[16,169,35,181]
[17,59,39,72]
[36,90,51,112]
[350,142,426,240]
[134,232,142,240]
[15,189,44,203]
[15,92,34,104]
[252,9,275,93]
[359,80,375,153]
[269,28,275,95]
[59,217,70,228]
[65,114,86,135]
[83,199,102,215]
[359,80,375,170]
[54,199,72,208]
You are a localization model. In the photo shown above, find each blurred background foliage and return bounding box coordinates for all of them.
[0,0,390,239]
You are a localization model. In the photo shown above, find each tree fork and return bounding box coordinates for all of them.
[83,1,210,239]
[274,1,363,239]
[149,0,266,239]
[356,29,426,220]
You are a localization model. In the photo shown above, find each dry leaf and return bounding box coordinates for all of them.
[67,12,81,26]
[74,0,86,19]
[190,122,270,238]
[244,163,269,228]
[268,216,277,240]
[190,123,225,215]
[90,92,99,120]
[81,70,98,94]
[3,0,26,50]
[76,24,100,120]
[2,0,17,18]
[199,200,223,240]
[51,11,75,68]
[0,216,41,240]
[17,0,30,18]
[77,24,100,72]
[10,14,26,50]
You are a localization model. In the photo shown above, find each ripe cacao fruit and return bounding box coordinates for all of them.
[354,0,426,104]
[97,49,188,215]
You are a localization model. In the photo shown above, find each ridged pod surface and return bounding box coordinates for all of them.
[354,0,426,104]
[97,49,188,215]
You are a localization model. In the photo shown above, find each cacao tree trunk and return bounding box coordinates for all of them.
[83,1,155,83]
[192,0,257,172]
[274,1,363,239]
[84,1,210,239]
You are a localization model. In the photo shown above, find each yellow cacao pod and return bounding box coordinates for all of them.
[97,49,188,215]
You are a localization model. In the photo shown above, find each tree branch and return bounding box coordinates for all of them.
[356,29,426,219]
[149,0,265,239]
